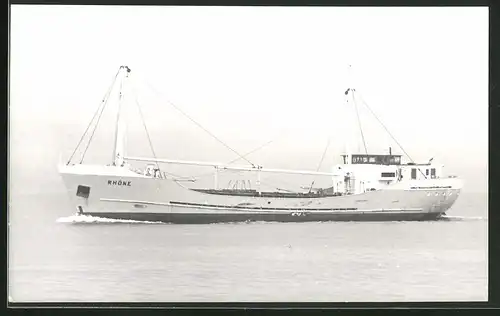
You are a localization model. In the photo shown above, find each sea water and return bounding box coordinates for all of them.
[8,120,488,302]
[8,188,487,302]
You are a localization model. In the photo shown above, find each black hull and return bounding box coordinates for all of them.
[84,211,445,224]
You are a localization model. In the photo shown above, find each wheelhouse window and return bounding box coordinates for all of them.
[351,154,402,165]
[389,156,401,164]
[411,168,417,180]
[431,168,436,178]
[426,169,429,176]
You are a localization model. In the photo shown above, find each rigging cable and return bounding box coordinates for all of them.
[133,86,188,180]
[68,69,121,165]
[142,78,256,168]
[353,91,427,179]
[227,138,276,165]
[81,72,123,163]
[80,90,112,164]
[187,132,284,180]
[353,91,412,161]
[308,137,331,193]
[67,102,104,165]
[189,138,279,181]
[134,92,162,177]
[353,91,369,154]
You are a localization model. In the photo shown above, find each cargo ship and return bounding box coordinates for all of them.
[59,66,462,223]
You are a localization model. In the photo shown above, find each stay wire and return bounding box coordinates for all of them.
[142,78,256,168]
[227,138,276,165]
[132,85,196,180]
[308,137,331,193]
[80,83,114,164]
[354,91,427,179]
[81,71,123,163]
[67,68,120,165]
[188,134,282,180]
[134,92,162,176]
[353,92,368,154]
[133,87,187,179]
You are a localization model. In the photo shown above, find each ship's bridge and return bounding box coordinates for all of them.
[335,153,443,195]
[341,154,402,165]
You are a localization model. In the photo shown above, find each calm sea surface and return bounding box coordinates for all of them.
[8,187,487,303]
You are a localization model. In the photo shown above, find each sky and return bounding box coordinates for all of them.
[9,5,488,193]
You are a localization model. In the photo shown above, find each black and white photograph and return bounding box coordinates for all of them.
[8,5,488,303]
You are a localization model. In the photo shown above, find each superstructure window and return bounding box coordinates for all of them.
[411,168,417,180]
[381,172,396,177]
[431,168,436,178]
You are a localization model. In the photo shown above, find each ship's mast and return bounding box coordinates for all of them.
[112,66,131,166]
[344,89,352,165]
[343,65,356,166]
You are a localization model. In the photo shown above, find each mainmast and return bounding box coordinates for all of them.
[343,65,356,166]
[112,65,131,166]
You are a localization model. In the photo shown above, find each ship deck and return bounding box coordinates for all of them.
[191,188,344,198]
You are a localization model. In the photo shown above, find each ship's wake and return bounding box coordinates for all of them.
[439,215,487,222]
[56,214,165,225]
[55,214,486,225]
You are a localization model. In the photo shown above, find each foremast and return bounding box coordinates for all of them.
[112,66,131,167]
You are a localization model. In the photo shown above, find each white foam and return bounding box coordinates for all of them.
[55,214,486,224]
[440,215,486,221]
[56,214,164,224]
